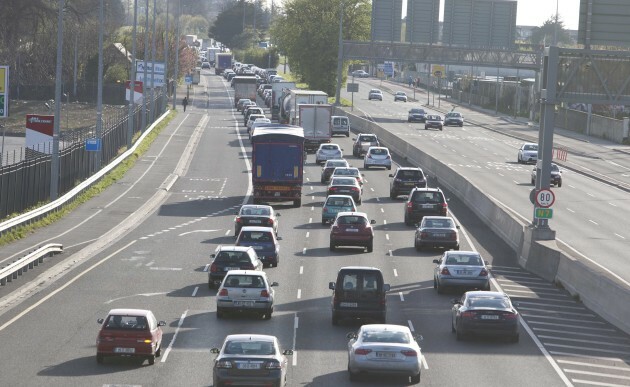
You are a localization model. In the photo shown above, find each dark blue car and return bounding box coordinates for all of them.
[236,226,282,267]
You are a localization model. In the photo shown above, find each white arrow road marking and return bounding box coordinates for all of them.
[105,292,168,304]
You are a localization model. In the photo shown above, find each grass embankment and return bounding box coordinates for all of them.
[0,111,177,247]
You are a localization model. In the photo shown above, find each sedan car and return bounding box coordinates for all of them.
[249,118,272,138]
[328,177,362,204]
[531,163,563,187]
[331,167,364,187]
[352,70,369,78]
[451,291,520,342]
[394,91,408,102]
[347,324,422,383]
[407,108,427,123]
[96,309,165,365]
[414,216,460,251]
[329,212,375,252]
[234,204,280,236]
[363,146,391,170]
[321,159,350,184]
[443,111,464,127]
[236,98,252,112]
[216,270,278,319]
[424,115,443,130]
[246,114,266,132]
[322,195,357,224]
[208,245,263,289]
[236,226,282,267]
[368,89,383,101]
[518,142,539,164]
[433,251,490,294]
[211,334,293,387]
[315,143,343,164]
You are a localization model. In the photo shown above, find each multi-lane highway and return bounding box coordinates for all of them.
[0,69,628,387]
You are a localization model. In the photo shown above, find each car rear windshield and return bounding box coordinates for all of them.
[411,191,443,203]
[332,178,356,186]
[225,275,266,288]
[423,218,454,228]
[241,207,270,216]
[326,197,354,207]
[359,136,376,142]
[338,271,382,294]
[239,231,273,242]
[321,145,338,150]
[104,315,149,330]
[467,296,509,309]
[398,170,424,179]
[334,168,359,176]
[337,216,367,225]
[370,148,388,155]
[445,254,483,266]
[215,251,250,263]
[225,340,275,355]
[446,112,461,117]
[327,161,347,168]
[362,330,410,344]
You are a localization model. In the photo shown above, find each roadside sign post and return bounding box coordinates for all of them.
[1,66,9,166]
[535,189,555,208]
[346,80,358,111]
[534,208,553,219]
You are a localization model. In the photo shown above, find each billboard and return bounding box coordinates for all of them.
[371,0,403,42]
[25,114,54,154]
[406,0,440,44]
[442,0,517,49]
[0,66,8,118]
[578,0,630,48]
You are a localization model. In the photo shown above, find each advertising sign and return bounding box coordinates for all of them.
[125,80,144,103]
[432,64,445,78]
[25,114,54,153]
[0,66,8,118]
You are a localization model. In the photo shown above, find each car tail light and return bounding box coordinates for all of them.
[441,267,451,275]
[351,187,359,192]
[216,360,233,368]
[380,294,387,306]
[420,232,429,239]
[261,289,270,297]
[266,360,281,369]
[406,202,413,212]
[461,311,475,319]
[479,269,488,277]
[235,217,242,224]
[449,232,457,240]
[503,312,518,320]
[243,264,254,270]
[210,263,218,273]
[266,218,274,226]
[323,207,329,213]
[440,203,448,215]
[401,350,417,357]
[354,348,372,355]
[219,289,228,296]
[386,155,391,159]
[137,338,153,344]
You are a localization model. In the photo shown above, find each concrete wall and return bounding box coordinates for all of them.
[338,107,630,335]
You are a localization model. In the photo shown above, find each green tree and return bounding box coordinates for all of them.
[270,0,371,95]
[530,17,573,46]
[209,0,269,49]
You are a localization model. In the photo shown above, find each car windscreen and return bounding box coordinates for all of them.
[466,297,510,309]
[412,192,443,203]
[445,254,483,266]
[410,109,425,114]
[423,218,454,228]
[362,330,410,344]
[321,145,338,151]
[241,207,271,216]
[524,144,538,151]
[104,315,149,330]
[331,178,356,186]
[215,251,250,263]
[224,275,266,288]
[337,216,367,225]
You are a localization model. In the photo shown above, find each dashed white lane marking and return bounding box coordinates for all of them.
[533,328,625,339]
[380,208,385,213]
[161,310,188,363]
[297,289,302,299]
[615,233,625,239]
[385,234,390,241]
[589,219,598,225]
[299,266,303,275]
[586,192,595,197]
[191,286,199,297]
[567,208,575,213]
[498,173,504,176]
[609,202,617,207]
[292,315,299,366]
[383,219,387,225]
[311,196,314,200]
[203,264,210,272]
[513,180,519,184]
[528,321,615,331]
[399,292,405,301]
[309,218,312,223]
[310,186,313,190]
[140,237,149,240]
[302,248,307,255]
[393,269,398,277]
[311,206,314,211]
[543,343,630,355]
[306,177,310,182]
[421,354,429,370]
[149,267,183,271]
[568,184,576,188]
[388,249,393,256]
[225,229,230,236]
[306,232,310,238]
[407,320,415,332]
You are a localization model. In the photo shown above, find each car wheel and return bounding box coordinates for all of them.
[483,282,491,291]
[357,197,362,205]
[451,321,456,333]
[346,133,350,137]
[348,365,358,381]
[293,199,301,207]
[433,278,437,289]
[366,240,373,253]
[517,156,521,163]
[414,240,422,251]
[408,119,411,122]
[404,216,413,226]
[439,127,443,131]
[511,333,520,343]
[557,181,562,188]
[264,309,273,320]
[322,219,327,225]
[148,355,155,365]
[329,241,336,251]
[332,313,339,326]
[216,309,224,319]
[456,329,464,341]
[387,166,391,170]
[411,372,421,384]
[363,163,368,169]
[96,354,104,364]
[437,282,444,294]
[390,192,396,200]
[454,244,460,251]
[208,281,215,290]
[155,345,162,358]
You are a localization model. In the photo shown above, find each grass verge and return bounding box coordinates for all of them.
[0,111,177,247]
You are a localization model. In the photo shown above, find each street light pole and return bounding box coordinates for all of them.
[51,0,65,200]
[172,0,180,110]
[128,0,138,148]
[163,0,169,113]
[150,0,157,122]
[334,0,344,106]
[95,0,104,170]
[142,0,149,131]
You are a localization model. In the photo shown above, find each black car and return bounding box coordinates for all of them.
[389,167,427,199]
[329,266,390,325]
[451,291,520,343]
[208,246,263,289]
[234,204,280,236]
[328,177,362,204]
[404,187,448,226]
[531,163,563,187]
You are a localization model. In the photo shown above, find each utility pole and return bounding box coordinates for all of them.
[142,0,149,131]
[334,0,344,106]
[51,0,65,200]
[128,0,138,148]
[150,0,157,122]
[163,0,169,112]
[172,0,180,110]
[96,0,104,170]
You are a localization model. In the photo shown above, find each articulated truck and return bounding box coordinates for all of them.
[279,89,328,125]
[215,53,232,75]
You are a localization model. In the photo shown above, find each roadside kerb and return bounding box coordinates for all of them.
[0,111,171,237]
[0,243,63,286]
[338,107,630,335]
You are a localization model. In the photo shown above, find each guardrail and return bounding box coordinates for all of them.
[0,243,63,286]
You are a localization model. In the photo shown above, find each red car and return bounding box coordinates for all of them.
[96,308,166,365]
[329,212,376,252]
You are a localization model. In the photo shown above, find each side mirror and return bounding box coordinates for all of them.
[389,174,394,178]
[432,259,440,264]
[329,281,336,290]
[384,284,391,292]
[97,318,104,324]
[485,260,489,265]
[210,348,220,354]
[451,298,461,304]
[234,211,239,215]
[276,236,283,241]
[456,225,460,229]
[276,213,281,217]
[211,254,216,258]
[270,282,279,287]
[414,223,419,228]
[158,321,166,327]
[346,332,358,339]
[352,138,357,141]
[370,219,376,224]
[283,349,294,355]
[415,335,424,342]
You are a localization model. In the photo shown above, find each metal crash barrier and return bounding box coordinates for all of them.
[0,243,63,286]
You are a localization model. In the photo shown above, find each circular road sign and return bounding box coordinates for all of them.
[433,70,442,77]
[535,189,555,208]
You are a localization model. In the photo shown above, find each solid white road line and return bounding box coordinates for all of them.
[161,310,188,363]
[393,269,398,277]
[203,264,210,272]
[543,343,630,355]
[297,289,301,299]
[557,360,630,372]
[550,351,624,363]
[306,232,310,238]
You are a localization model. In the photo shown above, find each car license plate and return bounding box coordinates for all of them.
[340,302,358,307]
[422,204,433,208]
[233,301,255,307]
[405,183,414,186]
[346,228,358,232]
[375,352,396,358]
[225,267,240,271]
[249,220,262,224]
[274,192,281,197]
[457,270,473,275]
[237,363,261,369]
[253,246,263,250]
[114,347,135,354]
[481,315,500,320]
[433,233,446,238]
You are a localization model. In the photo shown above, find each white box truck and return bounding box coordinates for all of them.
[299,104,333,152]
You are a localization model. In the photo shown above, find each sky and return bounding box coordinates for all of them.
[265,0,581,30]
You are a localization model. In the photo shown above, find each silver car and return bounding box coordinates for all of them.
[363,146,392,170]
[211,334,293,386]
[315,143,343,164]
[347,324,422,383]
[517,143,538,164]
[216,270,278,319]
[433,251,490,294]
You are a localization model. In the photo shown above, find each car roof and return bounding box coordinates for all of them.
[368,146,388,151]
[225,269,268,277]
[326,195,355,200]
[423,216,454,221]
[239,226,275,232]
[360,324,411,333]
[411,187,441,192]
[241,204,272,209]
[445,250,479,256]
[336,211,368,218]
[225,334,276,342]
[398,167,422,171]
[325,159,348,165]
[107,308,152,317]
[338,265,382,272]
[216,245,253,252]
[465,291,508,298]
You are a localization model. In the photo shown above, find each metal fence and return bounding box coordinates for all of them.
[0,88,169,220]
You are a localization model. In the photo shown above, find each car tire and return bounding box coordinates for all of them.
[320,178,325,184]
[433,278,437,289]
[517,156,521,164]
[148,355,155,365]
[483,282,491,291]
[366,240,373,253]
[363,163,368,169]
[348,365,358,381]
[155,345,162,358]
[387,166,391,170]
[332,313,339,326]
[357,197,362,205]
[208,281,215,290]
[96,354,104,364]
[264,309,273,320]
[293,199,301,207]
[511,333,520,343]
[437,282,444,294]
[531,178,535,185]
[329,241,336,251]
[454,244,460,251]
[408,119,411,122]
[451,321,456,333]
[404,216,413,226]
[216,309,224,319]
[456,329,464,341]
[411,372,421,384]
[390,192,396,200]
[322,219,327,225]
[557,181,562,188]
[346,133,350,137]
[414,240,422,251]
[439,127,443,131]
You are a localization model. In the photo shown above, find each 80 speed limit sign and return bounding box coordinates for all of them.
[535,189,555,208]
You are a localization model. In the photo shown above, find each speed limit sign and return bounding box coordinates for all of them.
[535,189,555,208]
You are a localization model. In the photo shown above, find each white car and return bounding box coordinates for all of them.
[249,117,272,136]
[394,91,408,102]
[517,143,538,164]
[363,146,392,170]
[347,324,423,383]
[246,114,266,132]
[315,143,343,164]
[216,270,278,319]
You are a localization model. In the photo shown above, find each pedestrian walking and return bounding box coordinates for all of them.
[182,96,188,112]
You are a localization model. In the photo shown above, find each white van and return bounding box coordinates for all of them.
[331,116,350,137]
